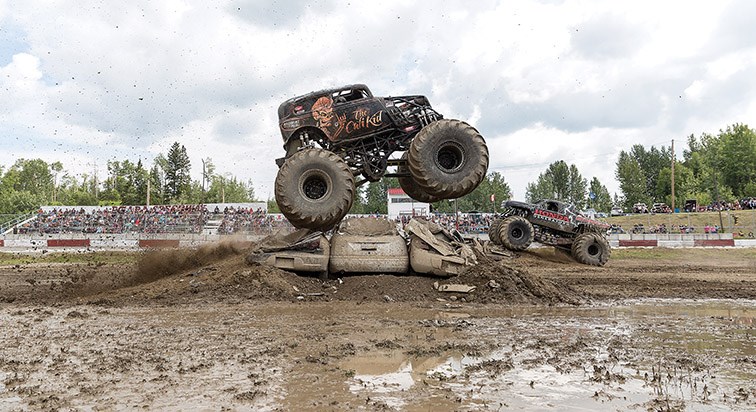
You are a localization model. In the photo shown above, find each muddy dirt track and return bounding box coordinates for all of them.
[0,245,754,411]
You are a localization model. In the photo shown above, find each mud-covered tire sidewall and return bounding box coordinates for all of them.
[571,233,611,266]
[397,152,443,203]
[408,119,488,198]
[275,148,355,230]
[499,216,534,251]
[488,218,503,245]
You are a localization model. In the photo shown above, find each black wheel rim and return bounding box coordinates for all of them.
[436,142,465,173]
[303,174,328,200]
[587,243,600,256]
[512,227,523,240]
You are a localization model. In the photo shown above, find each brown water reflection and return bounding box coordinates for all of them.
[339,299,754,411]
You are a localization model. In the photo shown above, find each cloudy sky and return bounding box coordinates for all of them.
[2,0,755,201]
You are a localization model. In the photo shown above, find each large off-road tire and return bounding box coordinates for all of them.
[488,218,503,245]
[571,233,611,266]
[408,119,488,198]
[499,216,534,251]
[275,148,355,230]
[397,153,442,203]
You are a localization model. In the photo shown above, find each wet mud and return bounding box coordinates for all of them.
[0,245,754,410]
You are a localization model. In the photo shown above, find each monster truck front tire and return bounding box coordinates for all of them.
[499,216,534,251]
[397,153,443,203]
[408,119,489,198]
[571,233,611,266]
[488,218,503,245]
[275,148,355,230]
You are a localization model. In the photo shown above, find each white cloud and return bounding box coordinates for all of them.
[1,0,754,203]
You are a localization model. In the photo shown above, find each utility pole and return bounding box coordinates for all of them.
[146,176,151,206]
[671,139,675,213]
[221,176,226,203]
[201,158,207,202]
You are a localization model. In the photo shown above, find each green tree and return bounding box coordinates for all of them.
[525,160,584,205]
[150,155,168,205]
[657,162,695,210]
[10,159,55,201]
[629,144,671,201]
[0,159,56,213]
[364,178,397,214]
[130,159,148,205]
[57,173,98,206]
[348,184,367,214]
[682,124,756,203]
[50,161,63,203]
[588,177,611,212]
[205,174,254,203]
[165,142,191,202]
[102,159,148,205]
[432,172,511,213]
[567,164,587,208]
[267,198,280,213]
[713,124,756,197]
[615,151,649,210]
[0,191,42,214]
[201,158,216,202]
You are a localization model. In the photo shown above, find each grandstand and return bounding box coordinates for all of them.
[6,203,271,236]
[5,202,755,240]
[4,204,496,236]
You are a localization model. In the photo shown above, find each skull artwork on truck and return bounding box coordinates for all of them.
[311,96,345,141]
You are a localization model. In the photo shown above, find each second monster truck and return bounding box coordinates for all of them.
[274,84,489,230]
[490,199,611,266]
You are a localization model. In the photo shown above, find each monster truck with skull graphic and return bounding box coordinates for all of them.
[488,199,611,266]
[274,84,489,230]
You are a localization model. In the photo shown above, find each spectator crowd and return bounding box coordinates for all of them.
[213,206,291,235]
[15,206,498,236]
[15,205,281,235]
[10,203,755,237]
[396,213,493,234]
[17,205,209,234]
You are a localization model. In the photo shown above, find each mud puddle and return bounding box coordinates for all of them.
[336,300,755,411]
[1,300,753,410]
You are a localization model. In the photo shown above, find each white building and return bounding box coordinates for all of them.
[387,188,430,220]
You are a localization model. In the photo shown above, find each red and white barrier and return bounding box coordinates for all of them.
[0,233,753,250]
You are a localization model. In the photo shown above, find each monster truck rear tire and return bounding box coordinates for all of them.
[408,119,488,198]
[397,153,443,203]
[488,218,503,245]
[499,216,534,251]
[275,148,355,230]
[571,233,611,266]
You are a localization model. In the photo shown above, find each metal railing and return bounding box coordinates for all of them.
[0,213,35,235]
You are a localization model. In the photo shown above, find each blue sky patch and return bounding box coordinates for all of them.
[0,19,30,66]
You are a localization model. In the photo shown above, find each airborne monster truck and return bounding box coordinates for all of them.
[274,84,489,230]
[489,199,612,266]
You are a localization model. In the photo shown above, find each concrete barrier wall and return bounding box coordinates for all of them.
[736,239,756,247]
[657,240,695,248]
[612,233,734,240]
[0,233,752,250]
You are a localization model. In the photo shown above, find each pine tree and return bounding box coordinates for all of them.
[165,142,191,202]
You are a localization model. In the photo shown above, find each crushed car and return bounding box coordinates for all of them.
[247,217,480,278]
